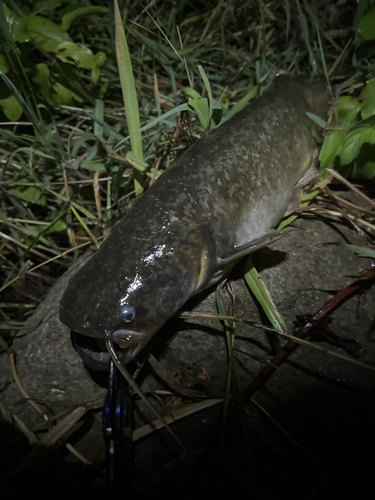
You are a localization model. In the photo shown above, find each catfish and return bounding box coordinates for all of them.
[60,75,329,370]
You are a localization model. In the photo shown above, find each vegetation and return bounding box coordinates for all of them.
[1,0,375,324]
[1,0,375,496]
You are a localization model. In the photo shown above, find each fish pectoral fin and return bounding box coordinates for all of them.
[284,152,320,217]
[218,230,288,268]
[295,150,320,189]
[195,225,217,290]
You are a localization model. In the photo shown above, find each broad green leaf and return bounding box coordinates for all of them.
[56,42,96,69]
[46,219,67,232]
[0,54,9,73]
[353,143,375,179]
[13,15,71,52]
[60,6,108,31]
[358,6,375,40]
[114,0,143,195]
[3,4,20,32]
[9,186,46,205]
[335,96,362,126]
[319,130,344,169]
[51,82,83,106]
[80,159,106,172]
[354,0,372,27]
[339,117,375,165]
[95,51,106,67]
[0,94,22,121]
[360,79,375,120]
[32,63,52,103]
[33,63,83,106]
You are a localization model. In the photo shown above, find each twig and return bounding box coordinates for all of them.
[240,267,375,403]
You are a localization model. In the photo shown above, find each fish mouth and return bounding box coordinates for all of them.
[72,329,149,371]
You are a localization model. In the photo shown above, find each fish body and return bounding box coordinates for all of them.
[59,75,329,370]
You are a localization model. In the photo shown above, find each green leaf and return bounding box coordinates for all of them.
[19,260,33,277]
[32,63,52,103]
[91,52,106,83]
[339,117,375,165]
[260,0,277,20]
[60,6,108,31]
[353,143,375,179]
[13,15,72,52]
[9,186,46,205]
[319,130,344,169]
[335,96,362,126]
[114,0,143,195]
[243,257,287,334]
[2,4,20,32]
[0,94,22,121]
[360,79,375,120]
[80,159,106,172]
[46,219,67,233]
[358,6,375,40]
[56,42,96,69]
[91,67,100,85]
[32,63,83,106]
[181,87,209,129]
[0,54,9,73]
[33,1,63,15]
[306,112,326,128]
[196,68,223,128]
[343,243,375,258]
[95,51,106,67]
[50,82,83,105]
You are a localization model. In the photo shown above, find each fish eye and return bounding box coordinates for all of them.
[119,306,136,323]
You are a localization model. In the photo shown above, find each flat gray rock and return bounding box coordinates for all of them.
[1,203,375,497]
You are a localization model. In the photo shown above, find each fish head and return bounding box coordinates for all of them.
[60,229,201,370]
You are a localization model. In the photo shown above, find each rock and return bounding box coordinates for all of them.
[1,203,375,498]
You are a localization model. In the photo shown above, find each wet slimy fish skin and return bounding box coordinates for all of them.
[59,75,329,370]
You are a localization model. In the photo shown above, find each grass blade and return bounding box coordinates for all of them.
[114,0,143,195]
[244,256,287,334]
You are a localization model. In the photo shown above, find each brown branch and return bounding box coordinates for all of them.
[240,267,375,404]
